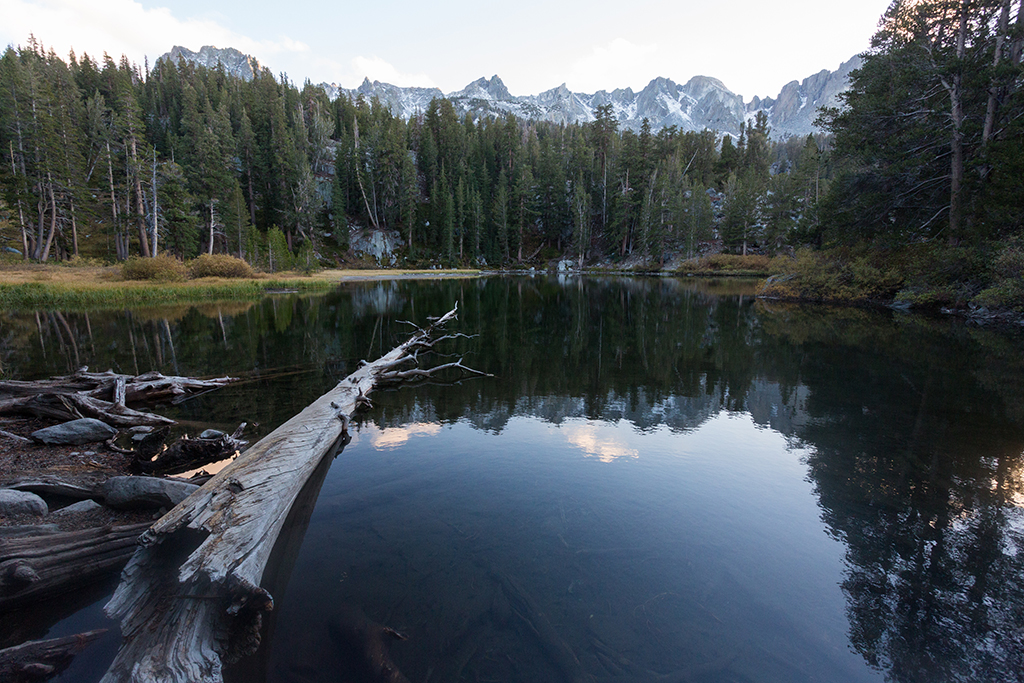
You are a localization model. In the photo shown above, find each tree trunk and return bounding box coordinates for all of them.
[9,141,29,260]
[946,0,969,245]
[151,150,159,256]
[130,137,150,258]
[209,201,216,255]
[38,179,57,262]
[983,0,1012,144]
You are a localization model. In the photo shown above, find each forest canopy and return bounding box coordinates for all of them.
[0,0,1021,284]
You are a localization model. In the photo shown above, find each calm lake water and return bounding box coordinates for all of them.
[3,276,1024,683]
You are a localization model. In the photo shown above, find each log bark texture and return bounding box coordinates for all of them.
[0,523,152,610]
[101,306,474,683]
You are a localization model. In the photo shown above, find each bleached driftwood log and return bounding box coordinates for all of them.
[101,305,484,683]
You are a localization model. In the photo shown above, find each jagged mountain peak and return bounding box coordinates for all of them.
[161,45,260,81]
[164,45,859,138]
[453,75,512,101]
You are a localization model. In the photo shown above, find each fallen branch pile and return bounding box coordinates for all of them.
[0,369,236,428]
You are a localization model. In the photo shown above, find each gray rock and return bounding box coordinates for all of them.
[50,499,103,517]
[101,476,199,510]
[0,489,49,517]
[31,418,117,445]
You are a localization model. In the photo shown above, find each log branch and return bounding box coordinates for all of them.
[0,629,108,682]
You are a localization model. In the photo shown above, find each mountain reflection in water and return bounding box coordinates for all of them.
[2,275,1022,683]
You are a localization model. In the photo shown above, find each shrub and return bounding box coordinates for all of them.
[761,248,902,302]
[677,253,771,274]
[121,254,187,281]
[295,241,322,275]
[61,254,107,268]
[188,253,256,279]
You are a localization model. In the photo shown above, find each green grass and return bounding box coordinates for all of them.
[0,278,336,311]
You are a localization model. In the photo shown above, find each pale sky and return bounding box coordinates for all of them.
[0,0,892,100]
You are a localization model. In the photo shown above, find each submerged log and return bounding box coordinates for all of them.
[0,629,107,682]
[102,305,485,683]
[0,523,152,610]
[489,565,587,683]
[327,605,410,683]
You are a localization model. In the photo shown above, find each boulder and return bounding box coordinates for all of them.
[0,489,48,517]
[101,476,199,510]
[50,499,103,517]
[31,418,117,445]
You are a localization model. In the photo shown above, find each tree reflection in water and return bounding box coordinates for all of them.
[2,277,1023,682]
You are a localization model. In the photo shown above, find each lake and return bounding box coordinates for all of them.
[3,275,1023,683]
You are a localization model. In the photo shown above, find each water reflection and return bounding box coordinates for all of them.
[370,422,442,450]
[562,420,639,462]
[3,276,1024,683]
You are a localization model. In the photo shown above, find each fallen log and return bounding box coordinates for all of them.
[4,475,105,501]
[0,393,174,427]
[0,629,107,682]
[0,370,238,429]
[0,523,153,610]
[101,305,486,683]
[0,369,235,405]
[131,425,248,477]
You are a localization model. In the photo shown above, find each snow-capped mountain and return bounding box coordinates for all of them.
[745,56,862,138]
[161,46,860,138]
[322,57,860,138]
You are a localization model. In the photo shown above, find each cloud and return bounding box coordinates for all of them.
[566,38,658,93]
[348,55,436,88]
[0,0,306,68]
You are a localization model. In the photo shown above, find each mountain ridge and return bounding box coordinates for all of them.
[159,45,859,138]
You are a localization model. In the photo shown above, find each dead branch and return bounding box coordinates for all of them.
[379,358,493,385]
[0,629,108,683]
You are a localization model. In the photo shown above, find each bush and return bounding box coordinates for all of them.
[188,253,255,279]
[677,253,771,274]
[761,248,903,302]
[60,254,107,268]
[120,254,187,281]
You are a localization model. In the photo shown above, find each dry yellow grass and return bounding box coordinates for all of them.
[0,264,481,288]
